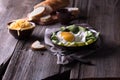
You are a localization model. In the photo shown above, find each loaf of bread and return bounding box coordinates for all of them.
[28,0,70,21]
[34,0,70,11]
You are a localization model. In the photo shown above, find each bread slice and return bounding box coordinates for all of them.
[40,14,58,25]
[31,40,46,50]
[28,5,53,22]
[28,7,46,21]
[40,15,52,23]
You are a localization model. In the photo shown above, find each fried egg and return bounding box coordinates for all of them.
[56,31,87,43]
[57,31,75,43]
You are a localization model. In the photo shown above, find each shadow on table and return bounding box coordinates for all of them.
[43,70,70,80]
[30,35,43,41]
[84,35,120,59]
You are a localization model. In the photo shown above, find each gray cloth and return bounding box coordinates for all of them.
[44,24,99,65]
[44,28,69,64]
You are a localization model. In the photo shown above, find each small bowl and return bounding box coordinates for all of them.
[8,21,35,40]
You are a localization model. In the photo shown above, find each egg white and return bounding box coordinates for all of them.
[74,31,87,42]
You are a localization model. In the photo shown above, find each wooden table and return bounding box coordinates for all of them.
[0,0,120,80]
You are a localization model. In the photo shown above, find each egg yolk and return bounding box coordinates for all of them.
[61,32,74,42]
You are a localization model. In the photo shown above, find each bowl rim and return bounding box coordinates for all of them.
[7,20,35,31]
[50,25,99,48]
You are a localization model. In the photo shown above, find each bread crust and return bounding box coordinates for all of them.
[28,0,70,23]
[34,0,70,11]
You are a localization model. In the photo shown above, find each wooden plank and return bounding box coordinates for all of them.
[2,23,63,80]
[3,48,60,80]
[0,0,43,78]
[70,0,120,79]
[79,0,120,79]
[70,63,81,79]
[74,0,90,17]
[70,0,90,79]
[0,0,17,67]
[0,0,38,75]
[0,0,43,79]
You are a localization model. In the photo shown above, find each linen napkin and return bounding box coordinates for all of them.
[44,24,99,65]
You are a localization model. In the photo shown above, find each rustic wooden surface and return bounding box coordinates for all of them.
[70,0,120,79]
[0,0,120,80]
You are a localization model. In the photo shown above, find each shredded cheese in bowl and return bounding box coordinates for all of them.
[8,19,35,30]
[8,19,35,38]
